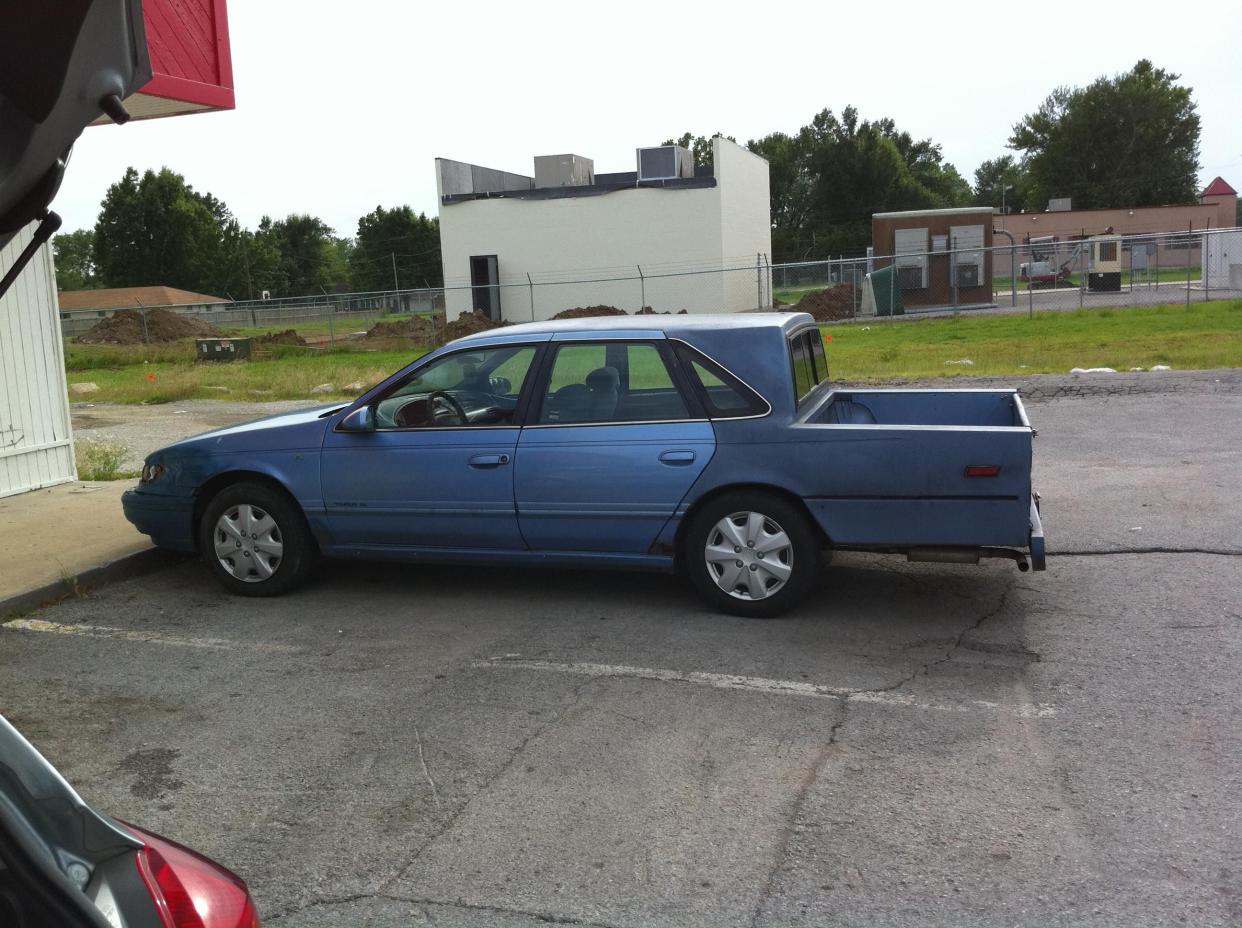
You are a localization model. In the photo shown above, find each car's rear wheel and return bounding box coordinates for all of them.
[199,481,317,596]
[683,491,819,618]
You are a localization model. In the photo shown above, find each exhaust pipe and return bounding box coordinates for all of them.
[907,548,980,565]
[907,547,1031,571]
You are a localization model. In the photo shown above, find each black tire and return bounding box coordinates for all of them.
[198,481,318,597]
[683,490,820,618]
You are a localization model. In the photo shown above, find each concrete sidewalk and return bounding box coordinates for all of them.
[0,481,180,616]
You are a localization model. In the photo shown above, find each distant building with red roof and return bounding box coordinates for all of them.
[1200,176,1237,198]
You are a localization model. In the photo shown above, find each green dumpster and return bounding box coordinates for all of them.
[866,265,905,317]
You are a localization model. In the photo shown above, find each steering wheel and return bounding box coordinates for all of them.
[427,390,468,426]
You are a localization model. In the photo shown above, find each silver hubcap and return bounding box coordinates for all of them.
[213,504,283,582]
[705,510,793,601]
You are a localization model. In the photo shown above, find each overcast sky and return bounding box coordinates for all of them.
[54,0,1242,236]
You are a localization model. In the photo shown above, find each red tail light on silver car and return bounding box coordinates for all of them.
[125,823,260,928]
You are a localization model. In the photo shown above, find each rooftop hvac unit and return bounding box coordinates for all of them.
[637,145,694,181]
[533,153,594,188]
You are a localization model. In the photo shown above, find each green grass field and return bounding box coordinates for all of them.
[824,299,1242,380]
[66,341,425,404]
[63,299,1242,403]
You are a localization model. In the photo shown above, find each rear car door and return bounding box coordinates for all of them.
[514,337,714,553]
[321,343,541,550]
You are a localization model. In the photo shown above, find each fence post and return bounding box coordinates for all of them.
[320,287,335,342]
[137,301,149,343]
[1028,271,1034,319]
[1204,226,1210,304]
[527,272,535,321]
[755,252,765,310]
[1185,222,1192,311]
[637,265,646,311]
[888,252,894,321]
[951,236,958,313]
[756,253,762,311]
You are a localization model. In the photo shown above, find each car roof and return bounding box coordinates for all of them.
[451,311,815,345]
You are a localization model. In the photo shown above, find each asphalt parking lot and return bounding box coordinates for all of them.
[3,380,1240,927]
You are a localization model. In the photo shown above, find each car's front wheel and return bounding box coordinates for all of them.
[683,491,819,618]
[199,481,317,596]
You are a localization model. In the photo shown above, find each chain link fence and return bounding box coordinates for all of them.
[58,228,1241,342]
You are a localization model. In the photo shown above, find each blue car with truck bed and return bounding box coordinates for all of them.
[123,312,1045,617]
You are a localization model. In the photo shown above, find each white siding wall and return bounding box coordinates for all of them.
[715,137,774,311]
[438,140,772,322]
[0,224,75,497]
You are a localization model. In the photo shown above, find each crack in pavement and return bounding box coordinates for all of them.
[748,700,849,928]
[872,584,1014,695]
[380,677,596,891]
[263,891,625,927]
[1052,547,1242,557]
[263,679,598,925]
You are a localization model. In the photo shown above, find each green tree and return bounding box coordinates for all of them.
[348,206,441,292]
[1009,59,1200,210]
[92,167,224,291]
[256,214,347,297]
[662,132,737,168]
[972,155,1028,213]
[748,106,972,259]
[52,229,98,291]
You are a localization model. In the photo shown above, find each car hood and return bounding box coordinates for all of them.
[163,404,342,456]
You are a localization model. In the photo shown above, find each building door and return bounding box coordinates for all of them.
[470,255,501,320]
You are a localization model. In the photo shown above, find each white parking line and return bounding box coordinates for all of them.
[1,618,298,652]
[473,658,1059,719]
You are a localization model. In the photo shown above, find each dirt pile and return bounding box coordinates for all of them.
[254,329,306,347]
[365,312,509,345]
[365,315,443,343]
[792,285,858,322]
[550,305,628,319]
[442,311,508,342]
[75,308,224,344]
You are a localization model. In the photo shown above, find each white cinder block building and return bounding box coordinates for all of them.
[436,138,772,321]
[0,223,75,497]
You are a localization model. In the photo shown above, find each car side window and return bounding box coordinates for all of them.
[674,343,768,419]
[539,342,690,424]
[790,329,827,406]
[373,346,537,429]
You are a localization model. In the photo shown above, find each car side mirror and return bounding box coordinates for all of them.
[338,406,375,433]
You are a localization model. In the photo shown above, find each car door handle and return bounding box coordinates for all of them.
[658,450,696,465]
[469,453,511,468]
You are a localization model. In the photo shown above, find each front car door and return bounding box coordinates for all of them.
[514,337,714,553]
[321,342,542,551]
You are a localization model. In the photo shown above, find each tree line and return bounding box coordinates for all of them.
[56,59,1203,291]
[674,59,1202,260]
[54,168,443,298]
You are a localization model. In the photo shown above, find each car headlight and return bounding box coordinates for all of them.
[140,462,165,484]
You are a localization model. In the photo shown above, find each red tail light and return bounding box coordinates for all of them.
[126,823,260,928]
[964,464,1002,477]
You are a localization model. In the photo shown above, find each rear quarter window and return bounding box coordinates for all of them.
[674,343,768,419]
[789,329,827,406]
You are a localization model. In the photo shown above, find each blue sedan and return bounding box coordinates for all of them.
[124,313,1044,617]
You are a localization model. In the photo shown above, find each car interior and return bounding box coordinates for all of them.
[538,342,690,424]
